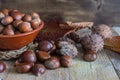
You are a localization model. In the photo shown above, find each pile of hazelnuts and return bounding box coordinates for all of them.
[14,41,73,76]
[0,9,41,35]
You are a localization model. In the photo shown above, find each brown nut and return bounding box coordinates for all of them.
[11,12,23,20]
[31,12,40,19]
[22,14,32,22]
[0,24,4,33]
[16,62,33,73]
[36,51,51,62]
[1,16,13,25]
[32,64,46,76]
[20,50,37,63]
[0,12,5,20]
[60,55,73,67]
[9,9,19,16]
[12,20,23,29]
[31,18,41,29]
[83,50,97,62]
[44,57,60,69]
[19,22,33,33]
[0,61,6,73]
[2,9,9,16]
[38,41,54,52]
[3,25,15,35]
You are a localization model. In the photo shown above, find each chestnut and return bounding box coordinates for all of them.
[3,25,15,35]
[32,64,46,76]
[30,18,41,29]
[1,16,13,25]
[2,9,9,16]
[36,51,51,62]
[9,9,19,16]
[83,50,97,62]
[11,12,23,20]
[31,12,40,19]
[37,41,55,53]
[0,12,5,20]
[16,62,33,73]
[60,55,73,67]
[13,20,23,29]
[0,61,6,73]
[44,57,60,69]
[0,24,4,33]
[22,14,32,22]
[19,22,33,33]
[20,50,37,63]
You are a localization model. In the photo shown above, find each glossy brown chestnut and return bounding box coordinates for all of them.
[38,41,54,52]
[20,50,37,63]
[1,16,13,25]
[36,51,51,62]
[31,18,41,29]
[0,61,6,73]
[2,9,9,16]
[83,50,97,62]
[9,9,19,16]
[60,55,73,67]
[23,14,32,22]
[44,57,60,69]
[11,12,23,20]
[3,25,15,35]
[32,64,46,76]
[0,12,5,20]
[13,20,23,29]
[19,22,33,33]
[16,62,33,73]
[31,12,40,19]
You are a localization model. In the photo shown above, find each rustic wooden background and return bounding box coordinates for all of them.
[0,0,120,26]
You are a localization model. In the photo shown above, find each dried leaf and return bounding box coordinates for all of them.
[104,36,120,53]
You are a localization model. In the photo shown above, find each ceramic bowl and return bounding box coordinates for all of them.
[0,21,44,50]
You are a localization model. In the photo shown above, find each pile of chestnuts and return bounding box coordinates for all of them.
[0,9,41,35]
[14,40,74,76]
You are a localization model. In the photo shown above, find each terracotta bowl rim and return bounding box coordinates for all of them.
[0,21,44,38]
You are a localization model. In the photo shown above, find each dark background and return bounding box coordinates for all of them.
[0,0,120,26]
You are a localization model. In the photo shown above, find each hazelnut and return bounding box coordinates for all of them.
[44,57,60,69]
[3,25,15,35]
[1,16,13,25]
[22,14,32,22]
[37,41,55,53]
[2,9,9,16]
[0,24,4,33]
[19,22,33,33]
[83,50,97,62]
[20,50,37,63]
[13,20,23,29]
[0,61,6,73]
[11,12,23,20]
[16,62,33,73]
[32,64,46,76]
[9,9,19,16]
[36,51,51,62]
[60,55,73,67]
[0,12,5,20]
[30,18,41,29]
[31,12,40,19]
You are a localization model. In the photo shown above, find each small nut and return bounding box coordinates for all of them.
[22,14,32,22]
[44,57,60,69]
[83,50,97,62]
[1,16,13,25]
[3,25,15,35]
[31,18,41,29]
[36,51,51,62]
[31,12,40,19]
[13,20,23,29]
[9,9,19,16]
[20,50,37,63]
[0,12,5,20]
[2,9,9,16]
[16,62,33,73]
[0,61,6,73]
[19,22,33,33]
[60,55,73,67]
[32,64,46,76]
[11,12,23,20]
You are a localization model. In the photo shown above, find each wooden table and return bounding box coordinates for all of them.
[0,27,119,80]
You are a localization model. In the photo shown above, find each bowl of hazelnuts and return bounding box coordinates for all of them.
[0,9,44,50]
